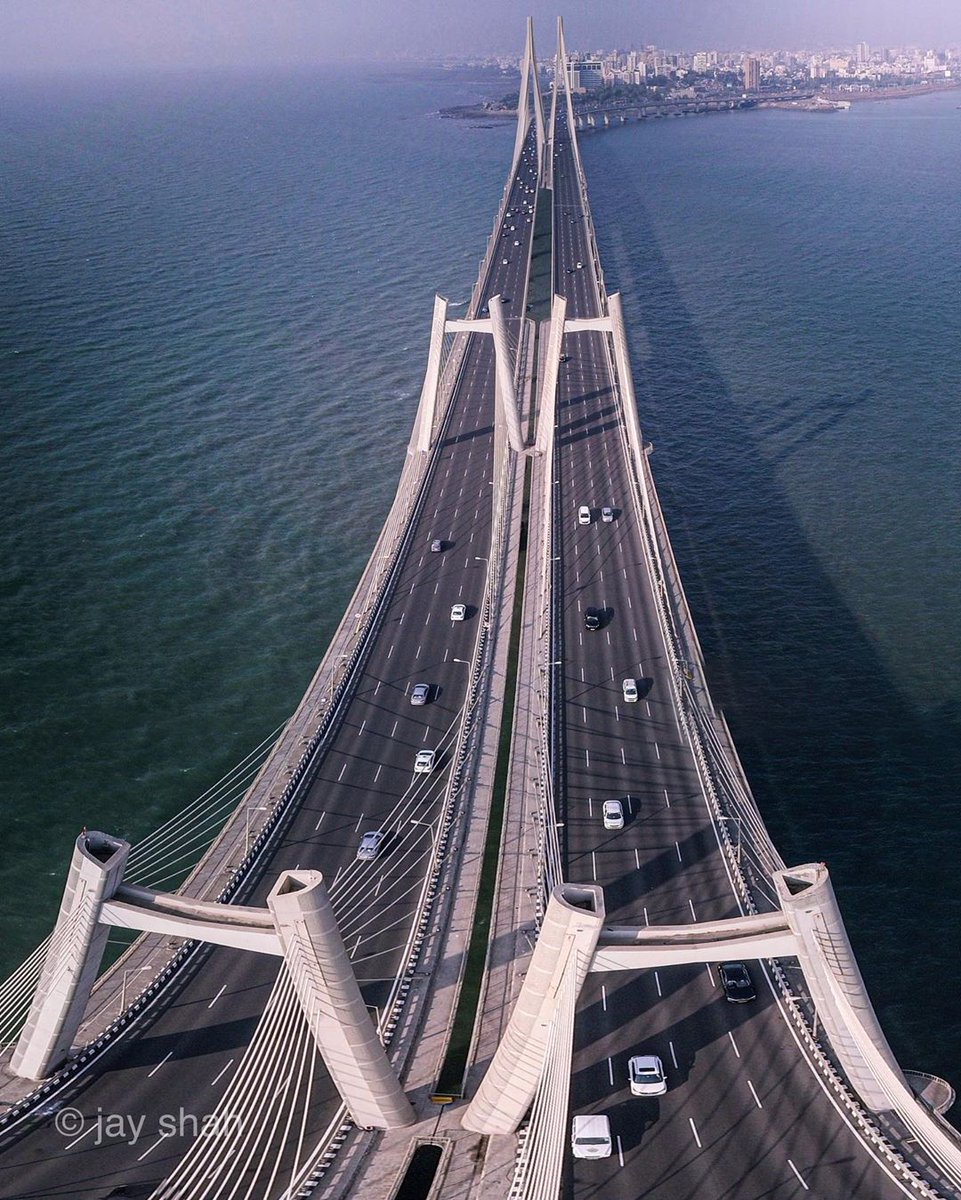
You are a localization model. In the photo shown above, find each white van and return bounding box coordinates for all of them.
[571,1113,612,1159]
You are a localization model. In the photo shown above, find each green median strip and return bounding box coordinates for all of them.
[434,462,532,1098]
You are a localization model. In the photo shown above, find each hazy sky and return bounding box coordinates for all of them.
[0,1,956,74]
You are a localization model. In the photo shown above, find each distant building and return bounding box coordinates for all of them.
[742,55,760,90]
[567,58,604,91]
[857,41,870,65]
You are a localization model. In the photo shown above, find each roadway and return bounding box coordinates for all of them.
[549,112,913,1199]
[0,134,542,1200]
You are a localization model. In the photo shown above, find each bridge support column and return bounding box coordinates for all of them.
[412,295,449,454]
[267,871,416,1130]
[773,863,908,1112]
[12,831,130,1080]
[488,295,526,452]
[461,883,605,1135]
[535,295,567,456]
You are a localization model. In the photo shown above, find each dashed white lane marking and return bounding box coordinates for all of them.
[728,1031,741,1058]
[338,763,347,781]
[787,1160,808,1190]
[664,788,671,807]
[689,1118,702,1148]
[314,812,326,831]
[616,1135,625,1167]
[689,898,697,920]
[374,764,382,782]
[207,1060,232,1089]
[148,1051,172,1078]
[601,984,607,1011]
[654,742,661,760]
[607,1057,614,1086]
[390,720,398,737]
[748,1080,763,1109]
[591,851,597,880]
[675,841,683,863]
[653,969,662,996]
[358,719,366,737]
[634,848,640,869]
[354,812,365,831]
[207,984,227,1009]
[620,747,626,764]
[644,906,650,926]
[669,1040,679,1070]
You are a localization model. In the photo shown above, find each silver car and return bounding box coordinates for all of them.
[628,1055,667,1096]
[410,683,430,706]
[356,831,385,861]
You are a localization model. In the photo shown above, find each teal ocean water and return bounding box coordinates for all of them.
[3,71,960,1083]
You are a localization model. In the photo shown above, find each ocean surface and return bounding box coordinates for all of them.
[2,68,960,1085]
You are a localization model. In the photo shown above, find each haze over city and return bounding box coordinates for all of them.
[0,0,958,73]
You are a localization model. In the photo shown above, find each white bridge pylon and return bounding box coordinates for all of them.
[11,831,415,1130]
[414,294,526,454]
[463,863,918,1136]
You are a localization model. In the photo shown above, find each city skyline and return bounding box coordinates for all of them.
[0,1,958,75]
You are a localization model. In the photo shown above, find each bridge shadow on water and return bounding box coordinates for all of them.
[583,141,961,1097]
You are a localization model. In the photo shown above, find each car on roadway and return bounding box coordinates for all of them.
[356,831,386,861]
[622,678,639,703]
[584,607,601,631]
[410,683,431,706]
[571,1114,612,1159]
[576,260,584,269]
[628,1054,667,1096]
[513,239,521,246]
[718,961,756,1003]
[602,799,624,830]
[502,257,509,265]
[430,538,444,552]
[577,505,591,525]
[414,749,436,774]
[450,603,467,622]
[601,506,614,523]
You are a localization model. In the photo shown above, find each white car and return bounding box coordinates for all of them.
[577,505,591,525]
[576,260,584,269]
[450,603,467,622]
[622,678,639,703]
[628,1055,667,1096]
[356,831,386,861]
[571,1114,612,1159]
[602,800,624,830]
[601,506,614,523]
[414,749,436,774]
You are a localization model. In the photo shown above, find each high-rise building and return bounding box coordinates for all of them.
[857,41,870,64]
[742,55,760,90]
[566,58,604,91]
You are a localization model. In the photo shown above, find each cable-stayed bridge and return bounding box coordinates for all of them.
[0,17,958,1200]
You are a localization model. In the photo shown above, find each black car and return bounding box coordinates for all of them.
[718,961,756,1003]
[584,607,601,631]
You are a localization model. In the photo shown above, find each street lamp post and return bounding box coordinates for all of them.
[719,815,743,865]
[245,805,270,855]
